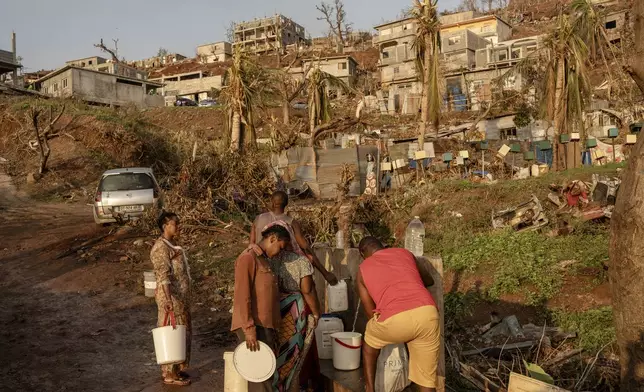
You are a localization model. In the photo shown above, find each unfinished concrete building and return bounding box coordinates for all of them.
[65,56,148,80]
[233,14,307,54]
[374,18,421,114]
[128,53,187,69]
[149,70,224,104]
[0,33,21,86]
[441,29,489,72]
[196,42,232,63]
[440,12,512,45]
[35,66,163,107]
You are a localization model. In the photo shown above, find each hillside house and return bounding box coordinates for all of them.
[35,66,163,108]
[234,15,308,54]
[302,55,358,95]
[196,42,232,63]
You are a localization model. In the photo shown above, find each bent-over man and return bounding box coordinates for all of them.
[356,237,440,392]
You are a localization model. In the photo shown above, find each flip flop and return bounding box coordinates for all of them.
[163,377,191,386]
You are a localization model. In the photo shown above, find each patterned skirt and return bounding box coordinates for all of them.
[273,292,316,392]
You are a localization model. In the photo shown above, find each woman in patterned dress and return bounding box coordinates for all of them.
[150,211,192,386]
[263,221,322,392]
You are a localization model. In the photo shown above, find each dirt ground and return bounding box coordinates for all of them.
[0,171,236,392]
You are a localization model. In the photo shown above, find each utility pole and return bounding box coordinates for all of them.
[12,31,18,87]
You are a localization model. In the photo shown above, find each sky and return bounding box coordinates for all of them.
[1,0,460,72]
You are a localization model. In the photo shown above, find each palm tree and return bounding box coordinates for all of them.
[306,67,348,136]
[542,14,590,170]
[221,48,273,151]
[411,0,441,146]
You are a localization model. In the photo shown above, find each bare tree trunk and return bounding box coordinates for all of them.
[610,136,644,390]
[553,55,566,171]
[419,0,432,151]
[230,111,242,151]
[283,101,291,125]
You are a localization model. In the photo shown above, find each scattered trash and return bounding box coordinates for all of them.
[133,239,145,247]
[508,372,570,392]
[514,167,530,180]
[523,361,554,385]
[492,195,548,231]
[449,211,463,218]
[482,315,524,340]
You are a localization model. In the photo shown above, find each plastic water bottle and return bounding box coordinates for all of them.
[404,216,425,257]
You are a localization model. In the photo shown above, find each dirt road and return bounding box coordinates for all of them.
[0,172,234,392]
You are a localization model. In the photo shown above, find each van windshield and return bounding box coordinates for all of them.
[100,173,154,192]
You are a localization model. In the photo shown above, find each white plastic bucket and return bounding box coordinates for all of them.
[331,332,362,370]
[152,313,186,365]
[223,352,248,392]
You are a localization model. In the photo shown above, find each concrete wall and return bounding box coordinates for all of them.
[161,74,224,97]
[604,11,627,43]
[66,57,107,67]
[441,17,512,45]
[40,68,163,108]
[381,61,416,85]
[441,29,488,53]
[439,11,479,25]
[197,42,233,63]
[39,69,74,98]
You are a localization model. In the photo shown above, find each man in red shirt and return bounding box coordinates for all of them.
[356,237,440,392]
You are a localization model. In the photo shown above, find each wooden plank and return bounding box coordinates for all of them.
[508,372,569,392]
[462,341,535,357]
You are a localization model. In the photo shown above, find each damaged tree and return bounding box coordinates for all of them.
[275,54,306,125]
[94,38,120,63]
[306,67,349,136]
[20,102,68,174]
[316,0,352,52]
[412,0,441,145]
[221,48,273,151]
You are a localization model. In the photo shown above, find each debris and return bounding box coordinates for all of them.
[523,361,554,385]
[449,211,463,218]
[0,157,7,163]
[119,256,129,262]
[508,372,570,392]
[543,348,583,367]
[547,193,564,208]
[133,239,145,247]
[462,341,535,358]
[562,180,589,207]
[492,195,548,231]
[522,324,577,341]
[480,312,502,334]
[483,315,524,340]
[458,362,504,392]
[514,167,530,180]
[203,269,211,277]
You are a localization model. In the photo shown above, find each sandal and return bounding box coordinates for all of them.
[163,377,191,386]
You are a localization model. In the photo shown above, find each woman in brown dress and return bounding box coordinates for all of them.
[150,211,192,386]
